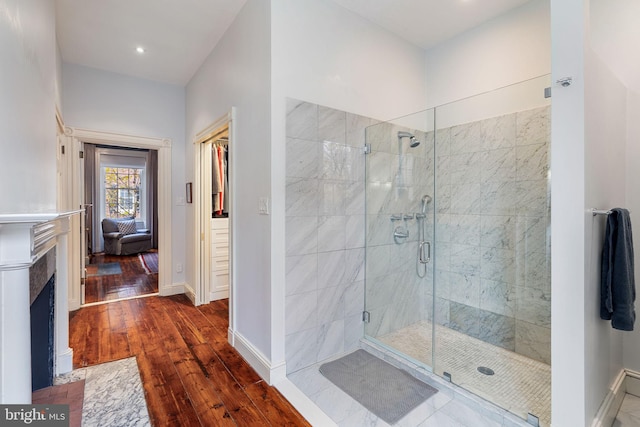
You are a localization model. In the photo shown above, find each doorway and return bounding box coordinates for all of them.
[82,144,160,305]
[192,109,235,329]
[59,126,173,311]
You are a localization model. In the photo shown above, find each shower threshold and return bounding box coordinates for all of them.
[370,321,551,427]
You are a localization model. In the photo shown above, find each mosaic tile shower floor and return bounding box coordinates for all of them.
[378,321,551,426]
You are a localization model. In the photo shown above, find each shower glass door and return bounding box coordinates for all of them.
[363,108,436,369]
[432,74,552,425]
[362,75,552,426]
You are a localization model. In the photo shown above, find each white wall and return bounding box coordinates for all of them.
[185,0,272,358]
[584,48,627,423]
[552,0,634,424]
[272,0,428,122]
[0,0,57,214]
[270,0,429,371]
[550,0,587,424]
[624,90,640,372]
[61,63,187,286]
[591,0,640,379]
[425,0,550,108]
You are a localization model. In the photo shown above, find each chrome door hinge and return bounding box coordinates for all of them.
[363,143,371,154]
[362,311,370,323]
[527,413,540,427]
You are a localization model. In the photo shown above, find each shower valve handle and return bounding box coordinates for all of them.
[419,241,431,264]
[393,227,409,239]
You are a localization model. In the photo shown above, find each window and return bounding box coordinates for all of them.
[103,167,143,219]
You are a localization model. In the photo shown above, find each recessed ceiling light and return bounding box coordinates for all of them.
[136,46,145,54]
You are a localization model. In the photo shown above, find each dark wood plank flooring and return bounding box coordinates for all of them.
[85,252,158,304]
[69,295,310,426]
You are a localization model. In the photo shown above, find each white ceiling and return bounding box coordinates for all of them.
[55,0,248,86]
[55,0,532,86]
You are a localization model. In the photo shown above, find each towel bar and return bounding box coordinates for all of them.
[591,208,632,216]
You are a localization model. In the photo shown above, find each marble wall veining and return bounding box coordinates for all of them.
[364,106,551,365]
[363,118,436,339]
[285,99,551,374]
[434,106,551,364]
[285,98,375,374]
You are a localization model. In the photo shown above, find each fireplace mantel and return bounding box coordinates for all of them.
[0,211,81,404]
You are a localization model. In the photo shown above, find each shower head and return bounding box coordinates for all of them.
[397,131,420,148]
[421,194,433,213]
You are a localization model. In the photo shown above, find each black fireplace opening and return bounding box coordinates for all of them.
[30,273,55,391]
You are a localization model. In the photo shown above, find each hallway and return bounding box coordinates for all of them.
[84,251,158,304]
[69,295,309,426]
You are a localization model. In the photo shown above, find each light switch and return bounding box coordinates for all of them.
[258,197,270,215]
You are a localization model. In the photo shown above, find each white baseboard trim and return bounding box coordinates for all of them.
[591,368,640,427]
[161,281,185,296]
[69,298,80,312]
[626,369,640,397]
[184,283,196,305]
[231,331,286,385]
[227,327,234,346]
[209,290,229,301]
[55,348,73,376]
[274,379,337,426]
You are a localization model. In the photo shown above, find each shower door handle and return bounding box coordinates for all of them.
[419,241,431,264]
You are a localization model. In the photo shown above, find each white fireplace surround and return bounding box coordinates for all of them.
[0,211,80,404]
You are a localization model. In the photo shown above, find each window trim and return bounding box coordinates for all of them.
[96,148,151,242]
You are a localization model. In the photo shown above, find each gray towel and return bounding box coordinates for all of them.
[600,208,636,331]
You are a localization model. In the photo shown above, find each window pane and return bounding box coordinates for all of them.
[103,166,144,219]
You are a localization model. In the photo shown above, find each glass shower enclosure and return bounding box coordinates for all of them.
[363,75,552,425]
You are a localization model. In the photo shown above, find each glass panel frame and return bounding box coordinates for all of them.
[362,74,552,425]
[363,108,437,371]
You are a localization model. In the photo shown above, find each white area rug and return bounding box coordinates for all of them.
[55,357,150,426]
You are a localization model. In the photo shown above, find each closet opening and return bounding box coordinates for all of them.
[192,109,235,338]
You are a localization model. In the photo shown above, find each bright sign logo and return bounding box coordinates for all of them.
[1,405,68,426]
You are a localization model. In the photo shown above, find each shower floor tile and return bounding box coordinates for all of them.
[378,321,551,426]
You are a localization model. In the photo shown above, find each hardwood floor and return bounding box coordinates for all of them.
[69,295,310,426]
[85,251,158,304]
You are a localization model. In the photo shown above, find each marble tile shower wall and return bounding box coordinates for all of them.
[434,106,551,364]
[284,99,551,374]
[285,98,376,374]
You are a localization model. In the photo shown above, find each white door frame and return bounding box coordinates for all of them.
[193,108,236,342]
[56,110,85,310]
[63,126,173,309]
